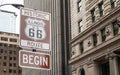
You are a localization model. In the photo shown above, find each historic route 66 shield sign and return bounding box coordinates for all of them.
[25,18,46,40]
[20,8,51,51]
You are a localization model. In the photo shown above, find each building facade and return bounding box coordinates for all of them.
[0,32,22,75]
[69,0,120,75]
[22,0,70,75]
[0,10,17,33]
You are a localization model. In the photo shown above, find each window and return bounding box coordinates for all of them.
[98,1,104,16]
[9,50,12,54]
[80,42,84,54]
[3,62,7,66]
[9,44,13,47]
[9,38,17,42]
[1,37,8,41]
[9,69,12,73]
[13,57,16,60]
[4,50,7,53]
[78,20,83,32]
[13,70,16,73]
[112,21,119,35]
[77,0,82,12]
[118,57,120,70]
[93,33,98,46]
[4,44,7,47]
[0,56,2,59]
[80,68,85,75]
[14,45,17,48]
[101,28,106,42]
[91,9,95,22]
[9,57,12,60]
[9,63,12,66]
[14,51,16,54]
[0,43,2,46]
[13,63,16,67]
[4,56,7,60]
[110,0,117,8]
[19,70,22,74]
[0,49,3,53]
[101,62,110,75]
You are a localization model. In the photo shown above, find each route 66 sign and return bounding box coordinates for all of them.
[25,18,46,40]
[20,8,51,51]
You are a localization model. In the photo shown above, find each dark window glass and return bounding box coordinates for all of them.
[80,68,85,75]
[19,70,22,74]
[3,62,7,66]
[98,1,104,16]
[80,42,84,54]
[9,57,12,60]
[14,51,16,54]
[9,69,12,73]
[13,70,16,73]
[9,38,17,42]
[9,63,12,66]
[1,49,3,53]
[4,50,7,53]
[112,21,119,35]
[9,44,12,47]
[78,20,83,32]
[4,44,7,47]
[101,62,110,75]
[9,50,12,54]
[110,0,117,8]
[0,56,2,59]
[4,56,7,60]
[118,57,120,70]
[101,28,106,42]
[93,33,97,46]
[13,63,16,67]
[14,57,16,60]
[14,45,17,48]
[91,9,95,22]
[0,43,2,46]
[1,37,8,41]
[77,0,82,12]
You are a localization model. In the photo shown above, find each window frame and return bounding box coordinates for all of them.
[112,21,119,35]
[77,0,82,12]
[110,0,117,8]
[93,33,98,46]
[91,8,95,22]
[101,28,106,42]
[78,20,83,32]
[98,1,104,16]
[80,41,84,54]
[79,68,85,75]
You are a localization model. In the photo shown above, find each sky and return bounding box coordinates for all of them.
[0,0,24,34]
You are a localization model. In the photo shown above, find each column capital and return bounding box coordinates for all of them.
[105,52,119,60]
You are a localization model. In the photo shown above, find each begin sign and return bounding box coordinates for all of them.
[19,50,51,70]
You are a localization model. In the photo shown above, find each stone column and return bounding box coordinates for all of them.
[96,30,102,45]
[87,60,100,75]
[95,5,100,22]
[103,0,111,15]
[86,12,92,28]
[117,0,120,7]
[109,54,119,75]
